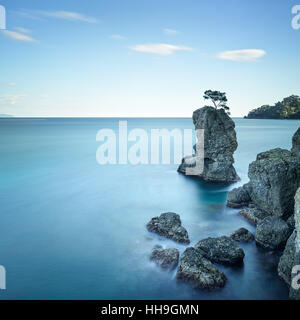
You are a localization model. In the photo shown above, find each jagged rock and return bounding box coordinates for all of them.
[178,155,197,174]
[278,231,296,286]
[290,188,300,300]
[256,217,291,250]
[178,106,239,183]
[150,247,179,270]
[238,207,269,225]
[291,127,300,157]
[230,228,254,242]
[146,212,190,244]
[227,184,251,208]
[176,247,226,289]
[194,236,245,265]
[246,148,300,219]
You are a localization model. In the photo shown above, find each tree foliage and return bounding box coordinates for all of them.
[203,90,230,115]
[245,95,300,119]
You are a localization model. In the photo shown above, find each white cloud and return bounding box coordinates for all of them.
[217,49,266,61]
[110,34,126,40]
[15,9,99,23]
[131,43,193,55]
[0,94,27,105]
[8,82,17,87]
[14,27,31,34]
[1,30,37,42]
[37,10,99,23]
[163,28,179,35]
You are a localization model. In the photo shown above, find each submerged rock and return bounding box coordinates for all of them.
[176,247,226,289]
[146,212,190,244]
[230,228,254,242]
[227,184,251,208]
[278,231,296,286]
[194,236,245,265]
[238,207,269,225]
[178,106,239,183]
[256,217,291,250]
[150,247,179,270]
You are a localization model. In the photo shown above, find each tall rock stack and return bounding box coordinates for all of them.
[178,106,240,183]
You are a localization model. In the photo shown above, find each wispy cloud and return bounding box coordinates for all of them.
[131,43,192,55]
[8,82,17,87]
[163,28,179,35]
[14,27,31,34]
[16,9,100,24]
[0,94,27,105]
[1,30,37,42]
[217,49,266,61]
[110,34,126,40]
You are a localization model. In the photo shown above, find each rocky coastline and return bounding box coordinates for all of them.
[145,105,300,298]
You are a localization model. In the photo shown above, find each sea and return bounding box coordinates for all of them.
[0,117,299,300]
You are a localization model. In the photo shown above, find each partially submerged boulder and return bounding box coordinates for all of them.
[150,247,179,270]
[227,128,300,221]
[195,236,245,265]
[247,148,300,219]
[256,217,291,250]
[147,212,190,244]
[227,184,251,208]
[176,247,226,289]
[178,106,239,183]
[238,207,269,225]
[230,227,254,242]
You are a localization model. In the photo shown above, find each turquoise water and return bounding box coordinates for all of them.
[0,118,299,300]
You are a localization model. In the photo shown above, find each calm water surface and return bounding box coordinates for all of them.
[0,118,299,300]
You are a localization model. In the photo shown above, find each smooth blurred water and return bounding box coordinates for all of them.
[0,117,299,300]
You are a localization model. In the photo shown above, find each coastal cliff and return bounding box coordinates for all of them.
[178,106,239,183]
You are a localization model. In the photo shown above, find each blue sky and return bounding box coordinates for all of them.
[0,0,300,117]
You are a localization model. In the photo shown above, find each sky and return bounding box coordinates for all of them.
[0,0,300,117]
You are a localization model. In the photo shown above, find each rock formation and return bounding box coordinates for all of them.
[292,127,300,157]
[176,247,226,289]
[276,188,300,299]
[227,128,300,219]
[194,236,245,265]
[150,246,179,270]
[230,228,254,242]
[255,217,291,250]
[146,212,190,244]
[227,184,252,208]
[278,231,296,286]
[238,207,269,225]
[178,106,239,183]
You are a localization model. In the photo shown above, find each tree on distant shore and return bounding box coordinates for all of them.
[203,90,230,115]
